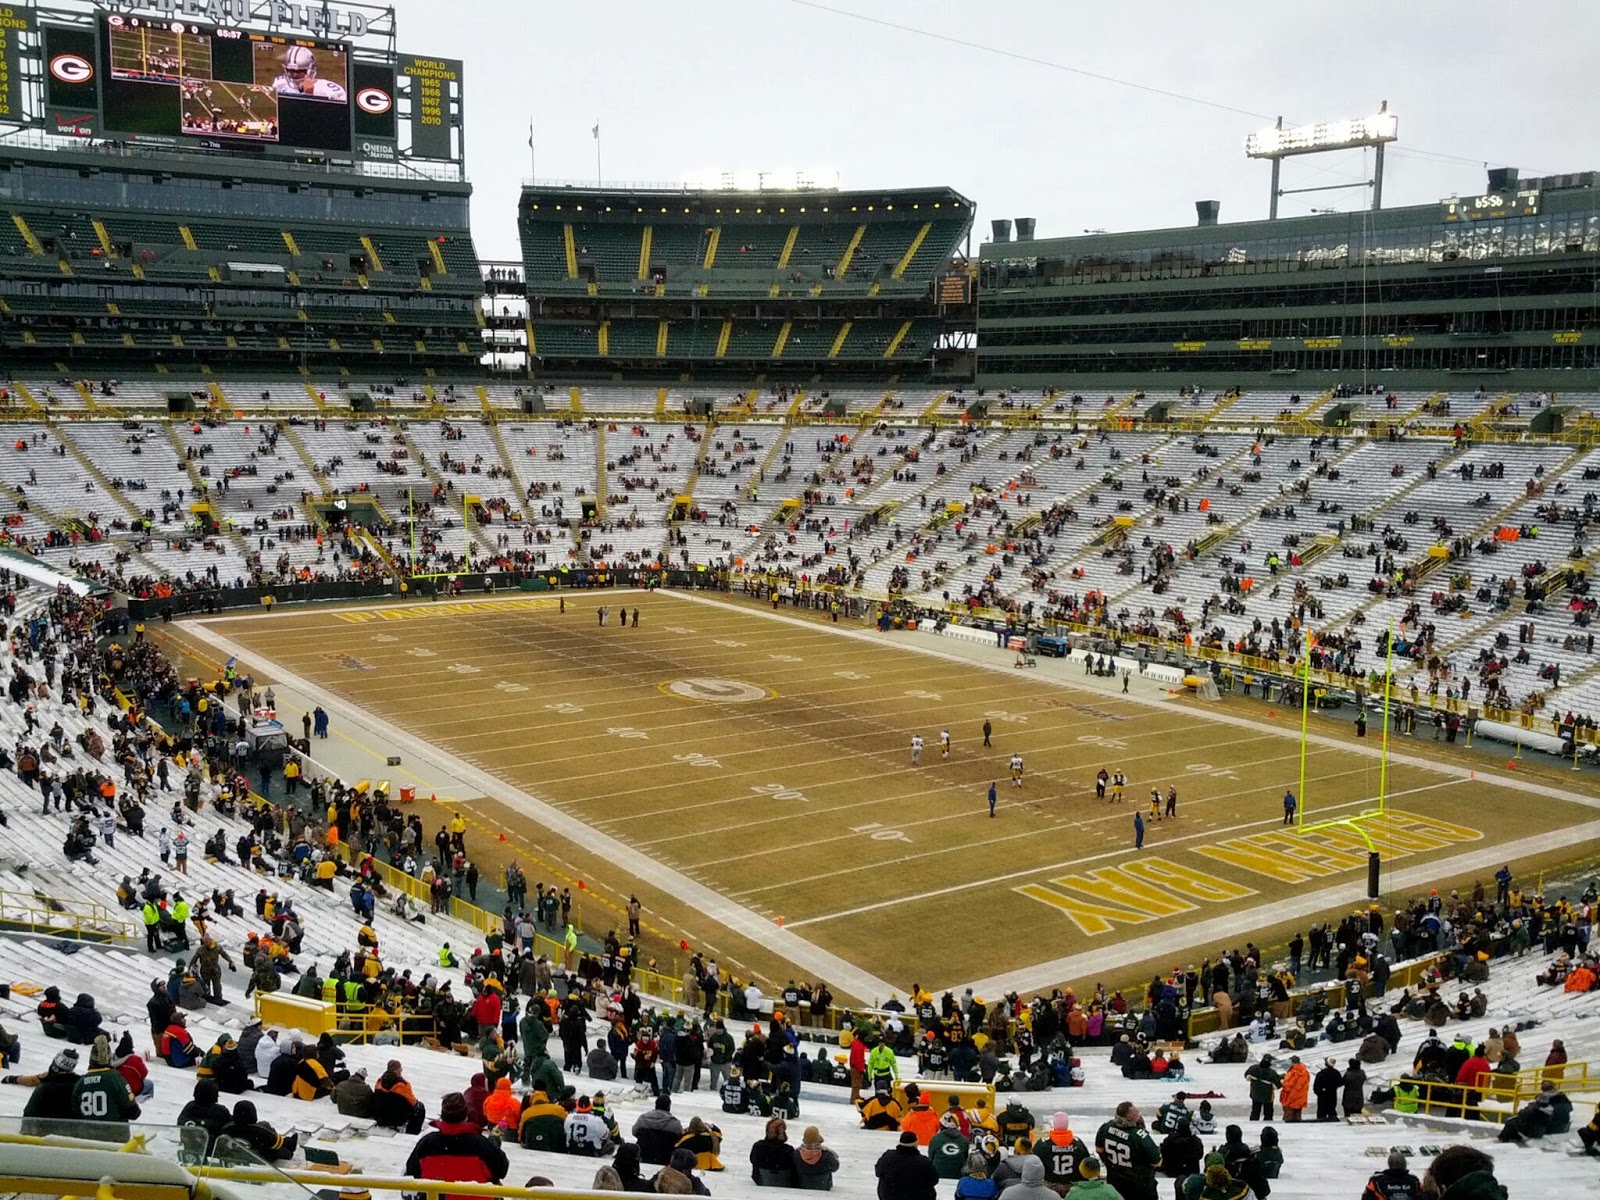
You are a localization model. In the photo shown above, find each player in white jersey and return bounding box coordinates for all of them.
[910,734,923,765]
[1010,753,1024,786]
[273,46,347,102]
[939,729,951,759]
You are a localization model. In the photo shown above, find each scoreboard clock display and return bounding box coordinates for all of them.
[1442,191,1541,222]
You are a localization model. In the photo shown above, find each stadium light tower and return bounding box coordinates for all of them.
[1245,103,1398,219]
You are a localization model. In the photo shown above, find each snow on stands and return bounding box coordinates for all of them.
[0,593,1591,1194]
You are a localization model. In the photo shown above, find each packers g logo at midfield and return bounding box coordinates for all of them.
[661,678,773,703]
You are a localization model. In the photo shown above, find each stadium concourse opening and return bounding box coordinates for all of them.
[177,588,1600,1002]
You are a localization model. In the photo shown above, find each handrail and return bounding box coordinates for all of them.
[1397,1072,1522,1123]
[197,1166,618,1200]
[0,888,135,944]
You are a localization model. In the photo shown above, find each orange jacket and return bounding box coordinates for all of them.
[901,1104,941,1146]
[481,1077,522,1129]
[1279,1062,1310,1110]
[376,1073,418,1107]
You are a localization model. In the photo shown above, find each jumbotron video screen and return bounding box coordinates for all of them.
[100,12,350,150]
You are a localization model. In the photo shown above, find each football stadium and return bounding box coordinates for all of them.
[0,1,1594,1198]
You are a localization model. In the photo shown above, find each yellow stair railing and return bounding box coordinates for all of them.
[893,222,931,278]
[637,225,653,279]
[0,888,135,943]
[835,223,866,276]
[561,223,577,277]
[11,213,43,255]
[777,224,799,269]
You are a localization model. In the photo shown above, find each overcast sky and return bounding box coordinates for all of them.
[393,0,1600,263]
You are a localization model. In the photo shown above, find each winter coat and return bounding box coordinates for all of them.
[874,1144,938,1200]
[1343,1064,1368,1111]
[403,1120,509,1200]
[461,1074,490,1128]
[1244,1060,1281,1102]
[333,1075,373,1118]
[631,1107,683,1165]
[481,1078,521,1129]
[1436,1169,1509,1200]
[794,1143,839,1189]
[1278,1062,1309,1110]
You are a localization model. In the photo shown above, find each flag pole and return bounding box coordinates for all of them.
[1378,619,1395,814]
[594,120,602,186]
[528,117,535,182]
[1297,625,1312,831]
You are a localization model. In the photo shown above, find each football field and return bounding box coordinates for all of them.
[180,590,1600,1004]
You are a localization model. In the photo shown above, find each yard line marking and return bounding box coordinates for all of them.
[780,779,1464,925]
[179,615,899,1005]
[951,817,1600,999]
[665,591,1600,809]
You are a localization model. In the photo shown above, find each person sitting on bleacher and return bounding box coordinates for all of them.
[176,1078,233,1157]
[632,1094,683,1166]
[858,1084,905,1131]
[749,1116,796,1187]
[35,986,67,1040]
[719,1064,750,1114]
[1498,1080,1573,1143]
[218,1099,298,1163]
[288,1039,332,1101]
[204,1034,255,1094]
[676,1115,725,1172]
[327,1064,371,1117]
[372,1058,427,1134]
[564,1094,613,1156]
[6,1047,80,1136]
[159,1014,200,1069]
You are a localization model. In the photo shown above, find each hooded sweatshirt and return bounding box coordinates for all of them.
[481,1076,521,1129]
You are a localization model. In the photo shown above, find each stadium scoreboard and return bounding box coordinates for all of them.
[4,1,464,171]
[1442,190,1540,222]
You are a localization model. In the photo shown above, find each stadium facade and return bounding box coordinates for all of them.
[976,171,1600,394]
[0,140,481,376]
[500,184,976,387]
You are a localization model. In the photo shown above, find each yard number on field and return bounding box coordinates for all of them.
[985,709,1030,724]
[495,680,529,694]
[1078,733,1128,751]
[835,670,869,680]
[674,752,722,769]
[905,689,942,700]
[665,626,697,635]
[714,638,746,648]
[769,653,803,662]
[752,782,808,803]
[406,647,437,658]
[1185,761,1240,781]
[851,821,912,844]
[608,726,649,740]
[544,702,584,715]
[448,663,481,675]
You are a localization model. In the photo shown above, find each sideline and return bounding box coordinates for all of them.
[668,592,1600,808]
[178,615,900,1005]
[952,819,1600,998]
